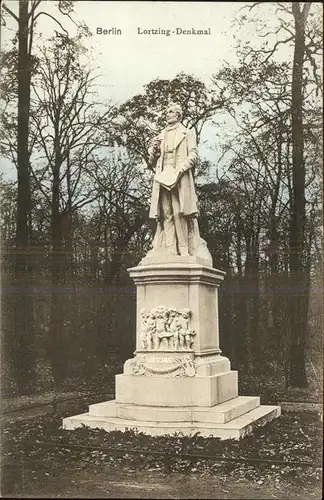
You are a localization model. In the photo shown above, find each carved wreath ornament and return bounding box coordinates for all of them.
[139,305,196,351]
[132,355,196,378]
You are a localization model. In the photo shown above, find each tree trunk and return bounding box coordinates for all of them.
[48,151,67,387]
[13,0,35,394]
[288,2,311,388]
[245,233,262,372]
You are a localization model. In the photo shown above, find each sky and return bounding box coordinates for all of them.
[70,1,242,104]
[0,1,297,180]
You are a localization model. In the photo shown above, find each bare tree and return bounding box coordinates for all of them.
[288,2,313,387]
[28,33,112,385]
[0,0,78,393]
[213,1,322,388]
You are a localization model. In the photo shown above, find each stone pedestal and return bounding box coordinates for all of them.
[63,257,280,439]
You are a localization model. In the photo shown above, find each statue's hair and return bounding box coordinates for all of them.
[166,102,183,121]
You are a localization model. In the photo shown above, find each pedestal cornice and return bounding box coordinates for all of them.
[128,263,226,286]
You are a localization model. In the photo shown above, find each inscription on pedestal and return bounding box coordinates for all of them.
[140,305,196,351]
[146,356,174,363]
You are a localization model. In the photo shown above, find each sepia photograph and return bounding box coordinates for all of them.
[0,1,323,498]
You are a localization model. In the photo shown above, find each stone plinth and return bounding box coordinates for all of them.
[63,258,281,439]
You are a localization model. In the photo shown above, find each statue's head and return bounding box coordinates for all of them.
[155,305,168,318]
[182,308,191,319]
[140,308,148,318]
[166,103,182,125]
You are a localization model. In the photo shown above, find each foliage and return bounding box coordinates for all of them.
[111,72,225,171]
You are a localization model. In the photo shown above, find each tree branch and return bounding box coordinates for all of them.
[2,2,19,22]
[33,11,68,35]
[28,0,42,19]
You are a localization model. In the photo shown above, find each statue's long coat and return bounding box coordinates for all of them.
[149,123,198,219]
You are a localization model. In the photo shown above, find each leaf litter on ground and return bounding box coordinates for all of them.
[2,412,322,500]
[1,409,322,493]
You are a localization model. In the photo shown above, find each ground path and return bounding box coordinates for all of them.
[2,455,321,499]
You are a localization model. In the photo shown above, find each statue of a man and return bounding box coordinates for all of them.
[147,103,210,261]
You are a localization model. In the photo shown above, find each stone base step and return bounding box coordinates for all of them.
[89,396,260,424]
[63,404,281,440]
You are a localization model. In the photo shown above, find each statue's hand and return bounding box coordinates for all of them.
[178,163,188,176]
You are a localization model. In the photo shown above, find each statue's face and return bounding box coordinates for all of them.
[166,107,180,125]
